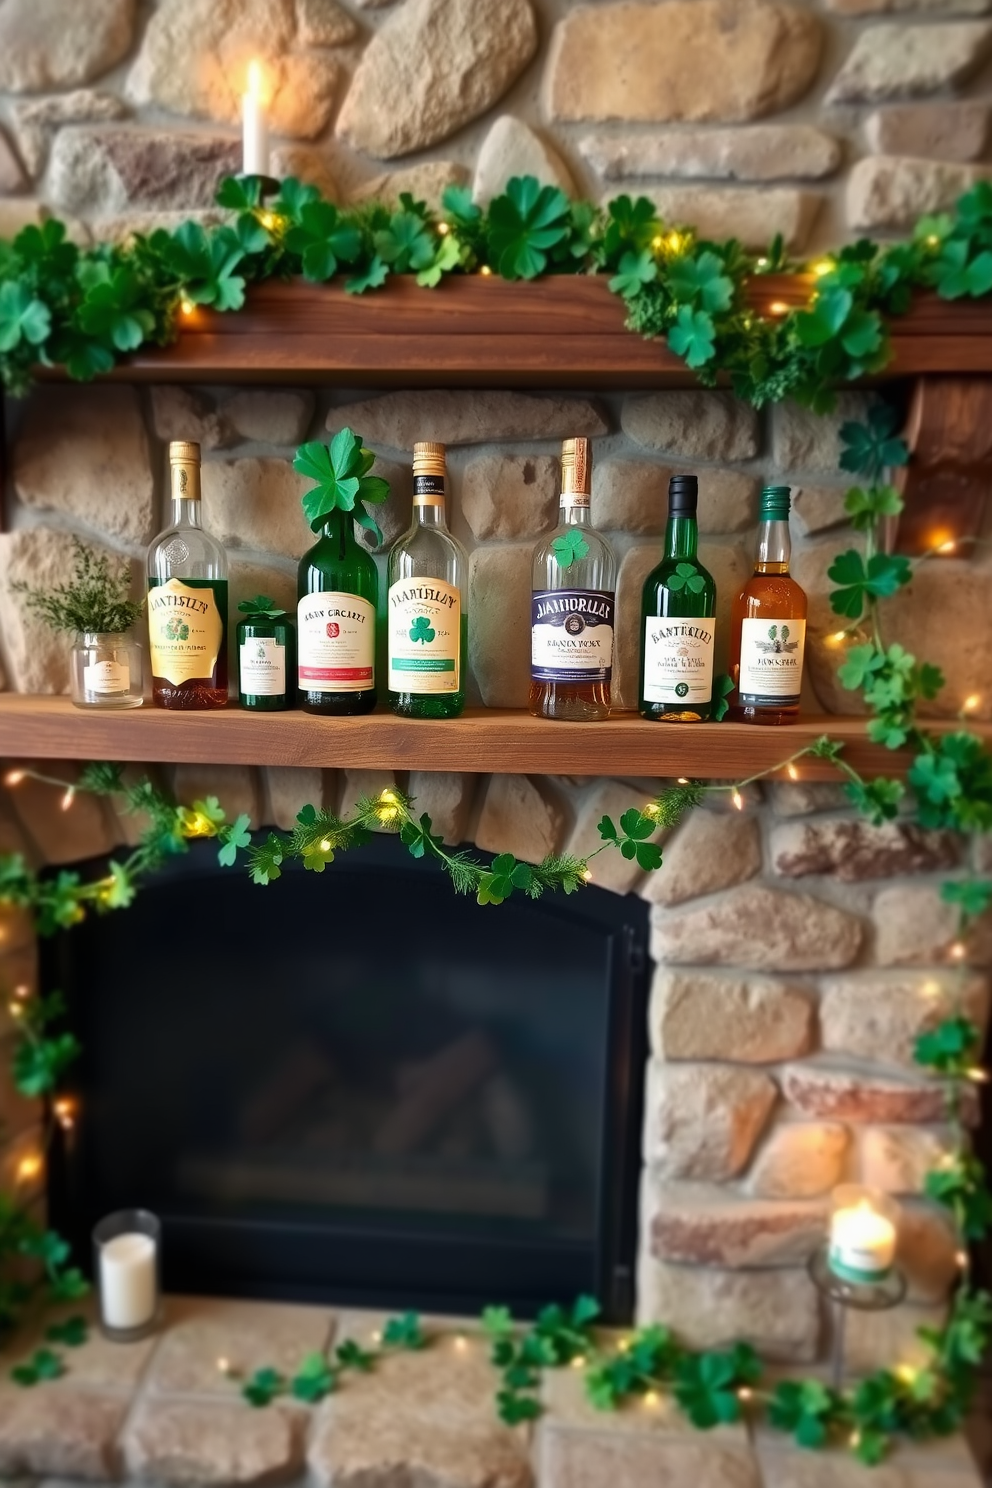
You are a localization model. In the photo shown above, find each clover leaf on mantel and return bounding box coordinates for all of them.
[294,428,391,541]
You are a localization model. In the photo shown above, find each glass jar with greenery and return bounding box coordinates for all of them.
[13,539,145,708]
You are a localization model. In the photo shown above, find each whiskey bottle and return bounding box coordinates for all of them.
[147,441,228,709]
[530,437,616,721]
[728,485,808,725]
[237,596,294,712]
[639,474,717,722]
[298,510,377,715]
[387,442,467,719]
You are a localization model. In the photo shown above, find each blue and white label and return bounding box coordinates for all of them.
[531,588,614,684]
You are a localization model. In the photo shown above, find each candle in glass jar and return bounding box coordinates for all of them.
[829,1198,897,1284]
[99,1231,157,1330]
[242,60,269,177]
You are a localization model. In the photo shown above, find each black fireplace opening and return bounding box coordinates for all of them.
[44,833,650,1322]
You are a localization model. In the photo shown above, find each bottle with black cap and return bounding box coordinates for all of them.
[639,473,717,722]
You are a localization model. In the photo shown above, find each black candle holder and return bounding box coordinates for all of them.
[808,1243,907,1390]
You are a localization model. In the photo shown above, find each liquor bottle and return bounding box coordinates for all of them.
[639,474,717,722]
[237,596,295,712]
[387,442,467,719]
[147,441,228,709]
[298,510,377,715]
[728,485,808,725]
[530,437,616,722]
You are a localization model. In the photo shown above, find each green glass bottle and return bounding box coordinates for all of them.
[639,474,717,722]
[387,442,467,719]
[237,596,295,711]
[297,508,378,715]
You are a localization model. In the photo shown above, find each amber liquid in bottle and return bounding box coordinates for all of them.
[728,486,807,725]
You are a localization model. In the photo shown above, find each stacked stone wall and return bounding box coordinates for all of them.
[3,0,992,249]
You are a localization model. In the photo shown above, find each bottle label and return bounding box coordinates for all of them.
[240,637,286,697]
[83,659,130,695]
[298,592,375,693]
[413,475,445,507]
[148,578,224,687]
[738,617,806,705]
[642,617,715,704]
[388,578,460,693]
[531,589,614,683]
[560,491,590,511]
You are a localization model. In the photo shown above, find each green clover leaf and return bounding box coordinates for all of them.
[0,281,51,353]
[10,1348,65,1388]
[291,1352,336,1403]
[668,250,734,315]
[237,594,288,620]
[667,306,716,368]
[247,833,285,885]
[608,249,658,298]
[487,175,572,280]
[102,860,136,910]
[551,529,590,569]
[46,1314,89,1348]
[602,195,662,260]
[217,813,252,868]
[409,615,436,644]
[477,852,533,906]
[345,254,389,295]
[77,266,155,352]
[242,1366,286,1408]
[400,812,444,861]
[159,222,246,310]
[440,184,482,228]
[416,232,463,288]
[839,405,909,481]
[284,200,362,282]
[295,427,391,539]
[383,1311,426,1350]
[667,562,706,594]
[336,1339,376,1372]
[374,203,436,274]
[843,484,904,531]
[827,549,912,619]
[712,673,734,722]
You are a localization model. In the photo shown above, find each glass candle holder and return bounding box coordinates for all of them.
[93,1209,161,1341]
[828,1185,901,1286]
[71,632,143,709]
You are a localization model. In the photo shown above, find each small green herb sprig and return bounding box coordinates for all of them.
[11,538,144,636]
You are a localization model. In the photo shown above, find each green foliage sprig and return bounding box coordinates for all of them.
[236,1311,427,1408]
[237,594,287,621]
[294,427,391,543]
[10,537,143,636]
[6,171,992,404]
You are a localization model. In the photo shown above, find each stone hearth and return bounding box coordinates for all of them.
[0,1295,984,1488]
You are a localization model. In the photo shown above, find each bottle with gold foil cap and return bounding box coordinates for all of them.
[146,440,228,709]
[530,437,617,721]
[387,440,467,718]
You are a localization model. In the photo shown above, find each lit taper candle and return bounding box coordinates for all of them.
[242,60,269,177]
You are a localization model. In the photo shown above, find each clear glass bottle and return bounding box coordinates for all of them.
[387,442,467,719]
[146,441,228,709]
[728,484,808,725]
[298,510,377,716]
[70,631,144,709]
[639,474,717,722]
[530,437,617,722]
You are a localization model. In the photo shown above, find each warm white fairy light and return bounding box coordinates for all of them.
[54,1097,77,1130]
[16,1152,42,1183]
[437,221,450,236]
[963,694,982,714]
[949,942,967,962]
[479,265,492,277]
[14,985,29,1001]
[4,769,25,787]
[216,1356,231,1375]
[787,763,799,781]
[8,1001,24,1019]
[180,299,195,316]
[956,1249,969,1269]
[571,1355,586,1369]
[755,256,768,268]
[643,802,660,819]
[319,838,332,852]
[643,1390,660,1409]
[61,787,75,811]
[454,1334,468,1352]
[370,1330,382,1344]
[617,1338,630,1353]
[738,1386,753,1401]
[768,300,789,316]
[966,1066,989,1084]
[582,868,593,882]
[731,790,744,811]
[677,776,689,786]
[811,259,833,277]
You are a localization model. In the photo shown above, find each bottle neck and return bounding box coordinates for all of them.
[319,507,358,553]
[413,498,448,529]
[665,511,698,560]
[560,490,591,525]
[755,518,792,574]
[170,462,202,528]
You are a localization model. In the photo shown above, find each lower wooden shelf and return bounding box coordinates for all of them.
[0,696,977,779]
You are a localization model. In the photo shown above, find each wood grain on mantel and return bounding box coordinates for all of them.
[34,276,992,388]
[0,696,978,780]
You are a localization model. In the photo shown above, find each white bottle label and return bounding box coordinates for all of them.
[738,617,806,704]
[83,659,129,695]
[240,637,286,697]
[642,617,715,704]
[532,589,614,683]
[388,578,460,694]
[298,592,375,693]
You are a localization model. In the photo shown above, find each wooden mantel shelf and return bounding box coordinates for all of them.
[0,696,981,780]
[34,275,992,388]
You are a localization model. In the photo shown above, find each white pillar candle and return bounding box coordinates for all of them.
[829,1199,897,1284]
[99,1231,157,1330]
[242,60,269,177]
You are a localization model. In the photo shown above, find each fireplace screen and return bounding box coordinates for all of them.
[46,835,649,1321]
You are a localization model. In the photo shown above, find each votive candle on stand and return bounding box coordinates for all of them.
[93,1209,161,1342]
[828,1186,900,1286]
[242,60,269,177]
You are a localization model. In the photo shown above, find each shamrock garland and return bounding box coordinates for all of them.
[4,170,992,405]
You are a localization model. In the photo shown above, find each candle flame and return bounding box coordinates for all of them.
[246,59,265,101]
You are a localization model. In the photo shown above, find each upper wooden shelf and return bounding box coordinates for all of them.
[35,275,992,389]
[0,696,981,780]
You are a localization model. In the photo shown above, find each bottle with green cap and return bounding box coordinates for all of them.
[728,485,807,725]
[639,473,717,721]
